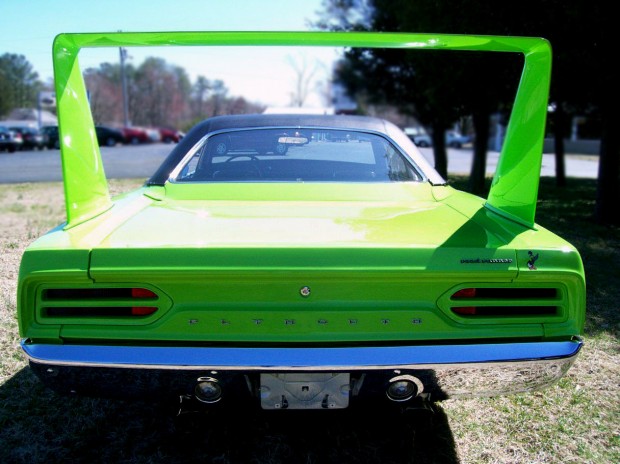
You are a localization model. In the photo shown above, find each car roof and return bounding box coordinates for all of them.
[191,114,390,133]
[147,114,394,185]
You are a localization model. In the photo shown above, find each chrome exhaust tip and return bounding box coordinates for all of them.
[386,375,424,402]
[194,377,222,404]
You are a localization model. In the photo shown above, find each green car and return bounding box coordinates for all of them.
[17,32,585,410]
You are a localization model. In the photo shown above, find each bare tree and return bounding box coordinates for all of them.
[190,76,211,119]
[131,57,191,127]
[287,54,321,107]
[84,68,123,124]
[209,80,228,116]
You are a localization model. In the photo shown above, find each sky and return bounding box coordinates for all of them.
[0,0,338,107]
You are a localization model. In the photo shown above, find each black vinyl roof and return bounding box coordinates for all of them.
[190,114,389,132]
[147,114,392,185]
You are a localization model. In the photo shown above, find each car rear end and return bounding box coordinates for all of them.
[18,184,585,409]
[19,31,583,411]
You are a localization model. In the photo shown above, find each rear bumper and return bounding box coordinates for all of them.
[22,339,582,401]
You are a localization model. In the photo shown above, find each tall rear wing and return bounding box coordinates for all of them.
[53,31,550,229]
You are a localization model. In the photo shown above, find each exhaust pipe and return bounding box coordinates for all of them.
[386,375,424,402]
[194,377,222,403]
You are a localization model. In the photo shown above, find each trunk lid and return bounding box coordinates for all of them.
[77,183,529,343]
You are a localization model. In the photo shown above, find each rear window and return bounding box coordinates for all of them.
[173,128,422,183]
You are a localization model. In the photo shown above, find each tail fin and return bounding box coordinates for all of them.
[53,32,551,229]
[485,40,552,228]
[54,33,111,229]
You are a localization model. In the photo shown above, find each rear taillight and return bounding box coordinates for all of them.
[130,306,158,316]
[452,288,557,300]
[452,288,477,299]
[42,287,159,318]
[46,306,159,317]
[451,306,557,316]
[451,288,477,314]
[449,287,559,317]
[131,288,157,299]
[130,288,158,315]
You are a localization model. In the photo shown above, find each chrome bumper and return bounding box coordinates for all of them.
[22,339,582,399]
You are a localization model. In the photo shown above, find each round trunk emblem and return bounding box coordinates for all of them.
[300,286,311,297]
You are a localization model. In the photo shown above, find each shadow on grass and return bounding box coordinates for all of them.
[0,367,459,464]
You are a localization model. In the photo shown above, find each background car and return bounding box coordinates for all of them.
[406,129,472,148]
[0,125,23,153]
[206,129,308,156]
[41,126,60,149]
[409,132,432,147]
[327,131,351,142]
[404,127,431,147]
[95,126,125,147]
[146,128,161,143]
[121,126,151,144]
[446,130,472,148]
[158,127,184,143]
[9,126,47,150]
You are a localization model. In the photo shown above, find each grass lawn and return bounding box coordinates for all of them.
[0,177,618,463]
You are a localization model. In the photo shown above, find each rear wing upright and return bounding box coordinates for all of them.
[53,32,550,229]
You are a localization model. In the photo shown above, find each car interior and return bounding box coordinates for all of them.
[176,129,422,183]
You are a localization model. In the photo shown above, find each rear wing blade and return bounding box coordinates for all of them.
[53,31,550,229]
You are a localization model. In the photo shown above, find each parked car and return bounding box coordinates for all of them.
[95,126,125,147]
[121,126,151,144]
[328,131,351,142]
[206,127,308,156]
[404,127,431,147]
[9,126,47,150]
[146,128,162,143]
[18,31,584,413]
[407,130,472,148]
[158,127,184,143]
[0,125,23,153]
[41,126,60,149]
[19,113,585,409]
[409,132,432,147]
[446,130,472,148]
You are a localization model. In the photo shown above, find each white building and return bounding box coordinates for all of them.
[0,108,58,128]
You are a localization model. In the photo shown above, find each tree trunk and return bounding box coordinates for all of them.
[594,9,620,225]
[553,104,567,188]
[431,122,448,179]
[469,110,490,196]
[595,100,620,225]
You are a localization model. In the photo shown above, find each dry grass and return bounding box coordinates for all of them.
[0,177,618,463]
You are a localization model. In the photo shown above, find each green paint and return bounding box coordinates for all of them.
[18,32,583,348]
[52,31,550,228]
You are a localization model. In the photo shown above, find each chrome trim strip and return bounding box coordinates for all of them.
[22,340,582,371]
